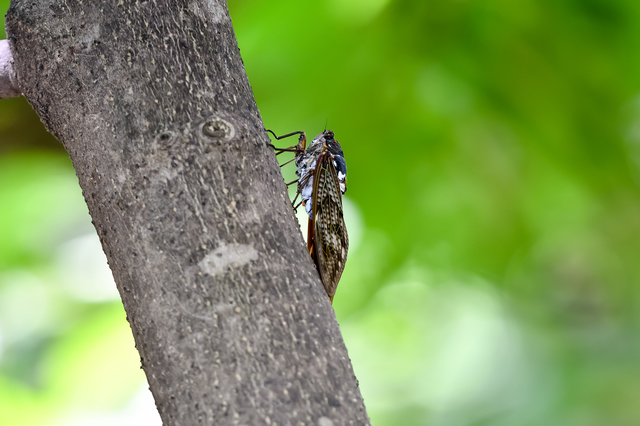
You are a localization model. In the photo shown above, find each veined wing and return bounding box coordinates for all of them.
[308,152,349,302]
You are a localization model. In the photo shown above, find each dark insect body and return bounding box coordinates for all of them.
[268,129,349,303]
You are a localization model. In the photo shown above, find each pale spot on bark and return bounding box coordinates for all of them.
[198,243,258,276]
[317,417,334,426]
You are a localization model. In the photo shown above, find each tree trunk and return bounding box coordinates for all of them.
[5,1,369,424]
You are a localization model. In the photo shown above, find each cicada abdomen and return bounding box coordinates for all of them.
[268,129,349,303]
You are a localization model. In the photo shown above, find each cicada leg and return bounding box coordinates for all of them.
[266,129,307,156]
[267,129,308,211]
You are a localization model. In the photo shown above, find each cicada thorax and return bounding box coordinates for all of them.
[268,129,349,303]
[296,131,347,219]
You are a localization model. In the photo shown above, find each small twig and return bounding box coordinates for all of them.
[0,40,21,98]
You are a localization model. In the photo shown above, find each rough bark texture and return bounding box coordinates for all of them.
[5,1,369,425]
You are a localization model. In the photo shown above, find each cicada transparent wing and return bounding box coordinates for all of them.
[308,151,349,302]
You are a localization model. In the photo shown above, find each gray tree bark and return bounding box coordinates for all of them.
[5,1,369,425]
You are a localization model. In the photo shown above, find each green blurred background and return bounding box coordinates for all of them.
[2,0,640,424]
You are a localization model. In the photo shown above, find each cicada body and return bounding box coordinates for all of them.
[268,129,349,303]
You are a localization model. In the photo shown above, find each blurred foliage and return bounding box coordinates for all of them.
[3,0,640,424]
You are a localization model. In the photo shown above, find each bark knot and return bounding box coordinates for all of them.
[201,116,235,141]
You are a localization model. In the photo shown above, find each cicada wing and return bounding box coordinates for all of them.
[310,152,349,302]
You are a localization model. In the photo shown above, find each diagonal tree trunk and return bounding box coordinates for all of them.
[5,1,369,424]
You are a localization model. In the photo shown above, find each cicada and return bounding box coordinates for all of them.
[268,129,349,303]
